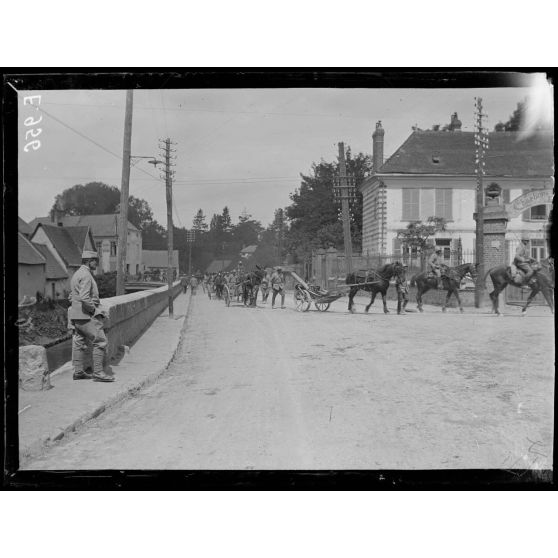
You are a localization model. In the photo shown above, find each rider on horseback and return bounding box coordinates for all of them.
[428,246,444,289]
[513,236,536,285]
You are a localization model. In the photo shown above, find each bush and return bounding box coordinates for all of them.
[97,271,117,298]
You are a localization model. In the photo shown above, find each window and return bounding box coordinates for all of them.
[402,188,452,221]
[435,238,451,260]
[110,241,117,256]
[402,189,419,220]
[435,189,453,220]
[502,189,511,204]
[529,205,549,220]
[96,241,102,254]
[531,239,547,260]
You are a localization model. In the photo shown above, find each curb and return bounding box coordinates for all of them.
[19,292,192,466]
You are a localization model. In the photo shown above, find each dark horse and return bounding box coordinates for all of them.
[346,262,406,314]
[485,258,554,316]
[410,262,479,313]
[241,265,266,307]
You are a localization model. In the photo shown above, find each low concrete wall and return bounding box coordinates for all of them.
[101,281,182,361]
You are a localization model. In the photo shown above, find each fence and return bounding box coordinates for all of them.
[310,248,476,291]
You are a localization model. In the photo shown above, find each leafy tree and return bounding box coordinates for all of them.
[51,181,164,238]
[396,217,446,265]
[285,148,371,263]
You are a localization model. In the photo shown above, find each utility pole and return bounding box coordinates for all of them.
[333,142,357,274]
[473,97,489,308]
[116,90,133,295]
[187,229,195,275]
[160,137,176,317]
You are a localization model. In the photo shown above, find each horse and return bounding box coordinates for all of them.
[241,265,266,307]
[346,262,406,314]
[484,258,554,316]
[410,262,479,313]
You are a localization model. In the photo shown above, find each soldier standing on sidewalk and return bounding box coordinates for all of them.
[68,250,114,382]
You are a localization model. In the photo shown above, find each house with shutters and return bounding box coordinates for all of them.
[30,213,142,275]
[360,117,554,265]
[30,223,96,298]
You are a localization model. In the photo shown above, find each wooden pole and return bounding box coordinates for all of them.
[164,138,174,317]
[116,90,133,295]
[338,142,353,274]
[474,98,486,308]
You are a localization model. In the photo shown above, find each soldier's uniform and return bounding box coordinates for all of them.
[428,248,444,288]
[514,239,534,283]
[395,268,409,315]
[68,251,112,381]
[271,268,286,308]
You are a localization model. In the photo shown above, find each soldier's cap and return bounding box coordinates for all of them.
[82,250,99,259]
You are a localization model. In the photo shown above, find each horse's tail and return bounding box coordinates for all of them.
[346,272,355,285]
[410,273,417,287]
[483,266,496,285]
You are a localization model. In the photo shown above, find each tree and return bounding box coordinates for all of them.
[396,217,446,266]
[192,209,208,233]
[285,148,372,263]
[51,181,163,231]
[221,206,232,233]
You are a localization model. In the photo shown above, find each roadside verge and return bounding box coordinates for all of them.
[18,291,192,468]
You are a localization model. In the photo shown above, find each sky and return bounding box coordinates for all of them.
[17,79,553,229]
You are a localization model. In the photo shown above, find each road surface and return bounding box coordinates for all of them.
[26,291,554,470]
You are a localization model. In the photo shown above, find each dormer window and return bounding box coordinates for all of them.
[432,152,440,164]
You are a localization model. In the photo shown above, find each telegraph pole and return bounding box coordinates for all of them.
[116,90,133,295]
[333,142,357,274]
[473,97,489,308]
[160,137,176,317]
[187,229,195,275]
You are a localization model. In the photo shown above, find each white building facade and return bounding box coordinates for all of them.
[360,120,553,265]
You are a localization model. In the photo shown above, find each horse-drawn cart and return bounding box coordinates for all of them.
[290,271,345,312]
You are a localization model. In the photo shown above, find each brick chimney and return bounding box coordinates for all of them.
[372,120,384,172]
[449,112,462,131]
[51,200,64,226]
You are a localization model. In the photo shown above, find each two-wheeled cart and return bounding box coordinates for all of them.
[290,271,345,312]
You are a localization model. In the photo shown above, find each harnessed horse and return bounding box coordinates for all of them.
[346,262,406,313]
[241,266,266,307]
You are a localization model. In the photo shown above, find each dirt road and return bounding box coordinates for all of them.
[26,291,554,470]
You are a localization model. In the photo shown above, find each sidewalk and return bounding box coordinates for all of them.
[18,292,192,467]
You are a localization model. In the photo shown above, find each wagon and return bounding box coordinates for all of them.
[290,271,345,312]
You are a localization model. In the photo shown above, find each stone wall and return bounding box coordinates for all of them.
[101,281,182,361]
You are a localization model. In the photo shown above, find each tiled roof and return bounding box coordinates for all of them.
[18,233,46,265]
[38,224,83,267]
[142,250,179,268]
[32,243,68,279]
[64,226,90,251]
[379,130,554,176]
[18,217,32,236]
[29,214,139,237]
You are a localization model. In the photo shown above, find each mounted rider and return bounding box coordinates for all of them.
[513,236,537,285]
[428,246,445,289]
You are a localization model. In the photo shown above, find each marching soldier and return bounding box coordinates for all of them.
[68,250,114,382]
[271,267,286,309]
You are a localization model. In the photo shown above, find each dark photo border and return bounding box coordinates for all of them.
[3,69,556,489]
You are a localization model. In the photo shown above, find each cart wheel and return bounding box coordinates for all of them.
[223,285,231,307]
[315,302,330,312]
[294,288,311,312]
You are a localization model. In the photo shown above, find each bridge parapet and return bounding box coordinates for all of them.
[100,281,182,361]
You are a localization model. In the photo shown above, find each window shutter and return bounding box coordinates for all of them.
[402,189,410,220]
[435,189,453,220]
[402,188,420,220]
[421,189,435,220]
